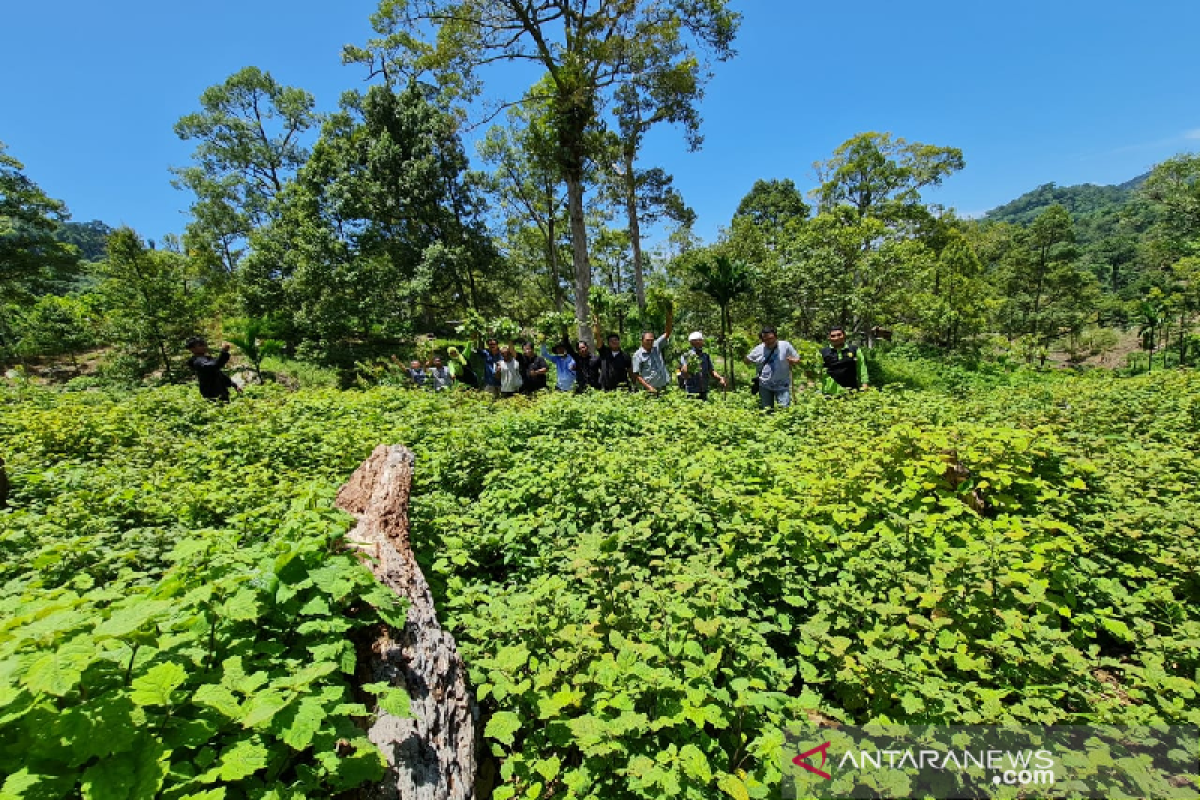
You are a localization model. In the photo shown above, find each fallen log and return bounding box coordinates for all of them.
[337,444,478,800]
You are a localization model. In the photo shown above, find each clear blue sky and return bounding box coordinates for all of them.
[3,0,1198,245]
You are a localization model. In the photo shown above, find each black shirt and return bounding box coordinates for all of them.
[563,340,601,391]
[187,350,235,401]
[597,347,633,391]
[520,355,549,393]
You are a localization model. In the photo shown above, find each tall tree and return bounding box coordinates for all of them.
[172,67,318,275]
[608,60,703,312]
[0,143,77,302]
[93,228,201,379]
[909,226,992,349]
[815,132,964,224]
[733,178,810,250]
[245,83,497,344]
[478,87,570,313]
[689,254,751,390]
[347,0,739,346]
[801,132,965,338]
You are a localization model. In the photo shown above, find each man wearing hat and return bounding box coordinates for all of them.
[445,346,478,388]
[679,331,726,400]
[184,336,240,402]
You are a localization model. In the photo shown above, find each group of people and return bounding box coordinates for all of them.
[387,312,871,409]
[184,317,870,407]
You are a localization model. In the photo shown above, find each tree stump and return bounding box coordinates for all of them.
[337,445,478,800]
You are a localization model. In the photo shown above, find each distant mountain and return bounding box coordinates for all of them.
[54,219,113,262]
[983,173,1150,246]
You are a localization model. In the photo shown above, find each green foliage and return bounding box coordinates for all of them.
[91,228,204,381]
[10,294,97,364]
[172,67,318,276]
[226,317,285,381]
[4,368,1198,799]
[243,83,496,345]
[0,385,430,798]
[0,142,80,313]
[402,380,1199,798]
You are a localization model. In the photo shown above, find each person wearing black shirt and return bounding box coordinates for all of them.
[519,341,549,394]
[185,337,240,402]
[820,327,870,394]
[596,333,634,391]
[563,338,600,393]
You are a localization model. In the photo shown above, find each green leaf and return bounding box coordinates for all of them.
[680,743,712,782]
[80,738,168,800]
[533,756,561,782]
[240,689,291,729]
[717,772,751,800]
[94,600,171,638]
[192,684,241,719]
[222,590,261,622]
[362,682,411,718]
[484,710,522,747]
[130,662,187,707]
[216,738,270,781]
[298,596,331,616]
[25,639,93,697]
[279,697,327,750]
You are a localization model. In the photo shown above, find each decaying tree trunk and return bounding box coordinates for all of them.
[337,445,478,800]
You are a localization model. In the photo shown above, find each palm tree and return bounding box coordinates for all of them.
[1137,299,1165,374]
[689,255,752,391]
[228,317,283,382]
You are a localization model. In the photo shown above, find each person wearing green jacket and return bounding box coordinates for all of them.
[445,346,479,389]
[819,327,870,394]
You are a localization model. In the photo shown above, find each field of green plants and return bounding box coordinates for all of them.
[2,372,1198,799]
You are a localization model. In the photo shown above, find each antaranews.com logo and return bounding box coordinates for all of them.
[782,724,1197,799]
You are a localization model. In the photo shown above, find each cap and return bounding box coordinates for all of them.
[185,336,206,349]
[688,331,704,342]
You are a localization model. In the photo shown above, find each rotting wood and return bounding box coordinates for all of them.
[337,444,478,800]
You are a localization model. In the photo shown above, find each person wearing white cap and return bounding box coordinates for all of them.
[679,331,726,400]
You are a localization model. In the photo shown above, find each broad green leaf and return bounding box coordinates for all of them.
[25,639,93,697]
[279,696,326,750]
[680,743,712,782]
[130,662,187,707]
[216,739,270,781]
[484,710,522,747]
[716,772,751,800]
[240,689,291,729]
[192,684,241,719]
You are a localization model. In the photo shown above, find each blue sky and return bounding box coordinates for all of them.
[3,0,1198,245]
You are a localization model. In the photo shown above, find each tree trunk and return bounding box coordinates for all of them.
[336,445,479,800]
[624,149,646,313]
[546,209,563,313]
[566,175,594,348]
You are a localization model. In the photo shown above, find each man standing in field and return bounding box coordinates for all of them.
[820,326,870,394]
[679,331,726,400]
[495,343,524,397]
[185,337,240,402]
[562,337,599,393]
[474,337,503,398]
[745,326,802,410]
[540,338,576,392]
[631,306,674,395]
[520,341,550,394]
[427,356,454,391]
[445,346,478,388]
[407,359,427,388]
